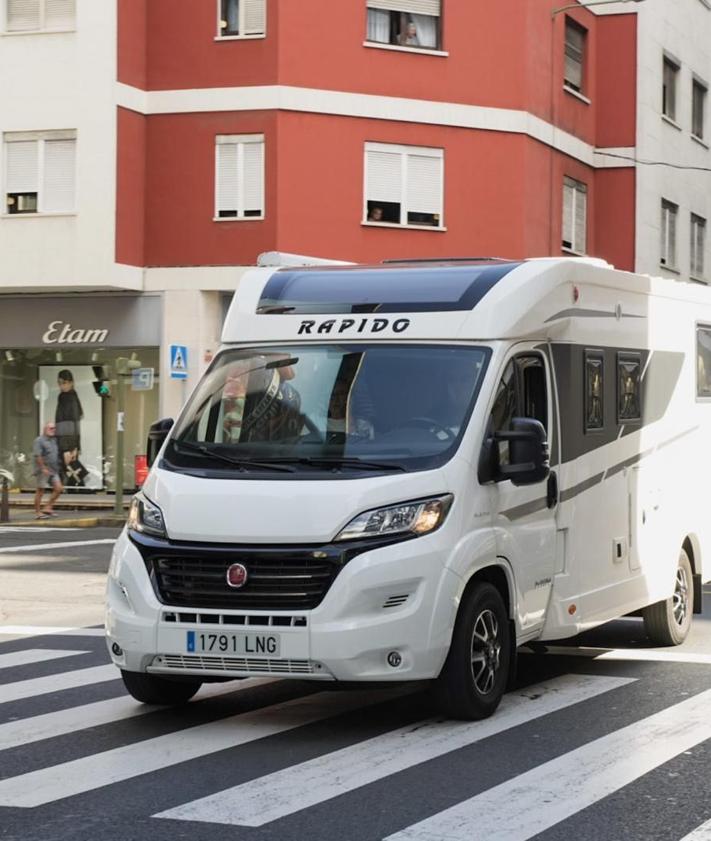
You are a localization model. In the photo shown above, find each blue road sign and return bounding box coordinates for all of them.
[170,345,188,380]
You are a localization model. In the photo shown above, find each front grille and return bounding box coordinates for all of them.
[153,654,317,675]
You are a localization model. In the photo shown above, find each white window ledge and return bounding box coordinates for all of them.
[691,133,710,150]
[690,275,708,283]
[661,114,683,131]
[362,41,448,57]
[563,85,591,105]
[659,263,681,274]
[561,246,586,256]
[1,211,76,219]
[212,215,265,222]
[362,220,446,231]
[214,34,266,41]
[1,28,75,36]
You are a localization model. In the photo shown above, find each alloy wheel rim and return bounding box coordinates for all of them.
[673,565,690,627]
[470,608,501,695]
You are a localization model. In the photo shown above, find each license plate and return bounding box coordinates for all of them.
[186,630,280,657]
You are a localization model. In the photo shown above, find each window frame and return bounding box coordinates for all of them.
[660,198,679,271]
[584,349,605,433]
[214,133,265,222]
[3,0,76,34]
[692,76,708,141]
[363,141,445,231]
[215,0,267,41]
[561,176,587,256]
[563,17,587,95]
[696,324,711,400]
[364,1,443,53]
[2,130,77,216]
[662,54,680,123]
[691,213,707,280]
[616,351,642,425]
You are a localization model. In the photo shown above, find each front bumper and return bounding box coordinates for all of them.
[105,527,462,682]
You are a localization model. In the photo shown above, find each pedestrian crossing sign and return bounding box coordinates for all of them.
[170,344,188,380]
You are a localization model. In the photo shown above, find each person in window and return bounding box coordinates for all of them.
[368,206,384,222]
[399,21,419,46]
[55,369,84,482]
[327,378,374,441]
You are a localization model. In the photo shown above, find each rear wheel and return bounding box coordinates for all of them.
[121,670,202,705]
[642,549,693,646]
[433,582,510,720]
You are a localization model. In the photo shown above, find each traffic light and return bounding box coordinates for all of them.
[92,365,111,397]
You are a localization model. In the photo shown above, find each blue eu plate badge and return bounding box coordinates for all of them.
[186,631,196,652]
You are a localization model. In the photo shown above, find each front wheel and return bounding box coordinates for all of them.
[433,582,510,720]
[121,670,202,705]
[642,548,694,646]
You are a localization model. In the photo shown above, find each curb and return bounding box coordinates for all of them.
[0,516,126,529]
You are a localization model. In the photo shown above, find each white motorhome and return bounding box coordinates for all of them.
[106,257,711,719]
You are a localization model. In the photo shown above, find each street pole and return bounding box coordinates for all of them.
[114,373,125,516]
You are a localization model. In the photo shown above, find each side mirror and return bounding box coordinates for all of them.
[147,418,174,467]
[496,417,550,486]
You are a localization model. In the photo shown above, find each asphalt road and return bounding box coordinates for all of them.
[1,529,711,841]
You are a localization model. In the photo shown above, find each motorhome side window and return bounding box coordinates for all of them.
[617,352,641,422]
[697,327,711,397]
[584,350,604,431]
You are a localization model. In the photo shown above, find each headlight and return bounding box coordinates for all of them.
[127,493,166,538]
[335,494,453,542]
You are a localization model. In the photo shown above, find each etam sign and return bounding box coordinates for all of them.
[42,321,109,345]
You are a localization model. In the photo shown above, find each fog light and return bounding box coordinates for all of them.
[387,651,402,668]
[111,642,123,656]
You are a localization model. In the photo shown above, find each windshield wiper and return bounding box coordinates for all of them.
[172,441,296,473]
[265,456,407,472]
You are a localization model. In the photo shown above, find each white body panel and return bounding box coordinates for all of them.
[106,258,711,684]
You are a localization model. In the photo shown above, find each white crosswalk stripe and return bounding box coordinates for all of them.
[0,538,115,554]
[0,626,105,638]
[0,649,89,670]
[681,819,711,840]
[523,644,711,665]
[1,664,119,704]
[155,674,633,827]
[385,687,711,841]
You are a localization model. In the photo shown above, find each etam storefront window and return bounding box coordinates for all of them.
[0,295,161,493]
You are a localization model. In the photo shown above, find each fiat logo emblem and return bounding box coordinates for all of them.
[226,563,248,589]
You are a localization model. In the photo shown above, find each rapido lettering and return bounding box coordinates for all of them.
[297,317,411,335]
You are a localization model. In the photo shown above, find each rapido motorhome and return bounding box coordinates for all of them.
[106,257,711,720]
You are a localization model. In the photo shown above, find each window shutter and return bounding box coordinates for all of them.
[564,21,584,90]
[406,154,442,215]
[43,139,75,211]
[574,184,587,253]
[44,0,74,28]
[366,0,440,16]
[242,0,266,34]
[6,0,40,31]
[242,141,264,214]
[5,140,39,192]
[669,208,677,267]
[366,150,402,205]
[562,180,574,247]
[216,144,239,215]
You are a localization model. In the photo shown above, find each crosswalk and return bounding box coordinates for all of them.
[1,627,711,841]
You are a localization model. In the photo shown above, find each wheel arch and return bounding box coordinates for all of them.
[682,534,700,576]
[460,560,515,620]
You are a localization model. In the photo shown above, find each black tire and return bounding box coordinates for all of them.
[433,582,511,720]
[121,670,202,705]
[643,548,694,646]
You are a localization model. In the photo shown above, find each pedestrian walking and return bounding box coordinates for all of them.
[33,422,63,519]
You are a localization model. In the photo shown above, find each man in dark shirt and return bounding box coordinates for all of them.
[33,422,63,519]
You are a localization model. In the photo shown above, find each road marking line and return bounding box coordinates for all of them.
[0,538,116,554]
[0,678,274,751]
[0,687,412,807]
[0,649,88,670]
[385,687,711,841]
[522,645,711,665]
[0,527,82,533]
[1,664,119,705]
[154,674,633,827]
[680,819,711,840]
[0,626,105,638]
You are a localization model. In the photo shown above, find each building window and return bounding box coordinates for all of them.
[564,18,586,93]
[617,353,641,423]
[3,131,76,215]
[662,56,679,122]
[697,326,711,397]
[4,0,75,32]
[366,0,441,51]
[364,142,443,228]
[215,134,264,219]
[692,78,707,140]
[584,350,604,432]
[562,177,587,254]
[217,0,266,38]
[691,214,706,279]
[660,199,678,269]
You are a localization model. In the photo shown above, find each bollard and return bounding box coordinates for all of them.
[0,477,9,523]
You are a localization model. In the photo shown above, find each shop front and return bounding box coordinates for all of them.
[0,294,161,493]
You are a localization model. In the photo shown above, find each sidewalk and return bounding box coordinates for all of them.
[1,492,130,528]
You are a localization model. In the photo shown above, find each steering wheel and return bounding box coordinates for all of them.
[406,416,456,441]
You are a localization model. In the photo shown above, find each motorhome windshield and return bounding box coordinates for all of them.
[167,344,490,475]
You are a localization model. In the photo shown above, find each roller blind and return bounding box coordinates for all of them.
[562,177,586,253]
[43,139,76,211]
[6,0,40,31]
[366,150,402,205]
[45,0,74,28]
[367,0,440,15]
[242,0,266,35]
[242,141,264,213]
[574,184,587,254]
[216,144,239,215]
[216,137,264,217]
[6,140,39,193]
[564,20,585,91]
[407,154,442,214]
